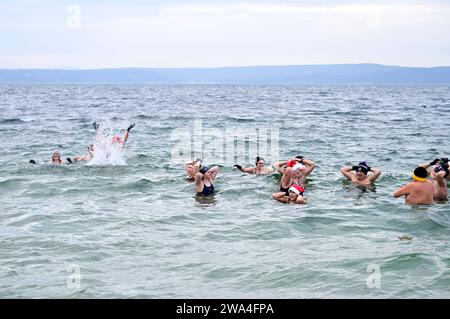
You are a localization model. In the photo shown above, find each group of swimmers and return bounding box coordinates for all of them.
[29,122,135,165]
[185,155,449,205]
[28,120,448,206]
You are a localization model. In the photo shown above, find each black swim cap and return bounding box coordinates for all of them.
[356,161,370,175]
[413,167,428,179]
[434,163,450,178]
[199,166,210,175]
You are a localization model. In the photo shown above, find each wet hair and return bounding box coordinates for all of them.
[255,156,265,166]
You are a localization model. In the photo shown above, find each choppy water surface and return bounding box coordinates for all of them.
[1,84,450,298]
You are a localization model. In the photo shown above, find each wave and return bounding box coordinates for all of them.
[0,178,27,188]
[0,118,27,124]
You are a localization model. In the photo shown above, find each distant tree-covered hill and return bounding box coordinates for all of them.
[1,64,450,84]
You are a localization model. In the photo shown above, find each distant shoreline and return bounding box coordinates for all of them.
[1,64,450,84]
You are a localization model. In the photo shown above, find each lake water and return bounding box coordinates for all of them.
[1,84,450,298]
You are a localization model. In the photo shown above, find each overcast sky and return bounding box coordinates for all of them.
[1,0,450,68]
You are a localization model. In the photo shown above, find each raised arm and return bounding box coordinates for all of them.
[123,123,135,144]
[368,167,382,182]
[340,166,354,181]
[185,161,201,178]
[435,171,447,188]
[233,164,255,174]
[272,192,289,203]
[421,158,440,170]
[301,158,316,176]
[208,166,220,181]
[273,160,289,174]
[195,172,204,192]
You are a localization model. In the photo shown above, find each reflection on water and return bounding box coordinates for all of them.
[194,194,218,206]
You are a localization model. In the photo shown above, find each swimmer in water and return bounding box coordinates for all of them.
[233,156,274,175]
[185,158,203,180]
[340,161,381,186]
[440,157,450,180]
[393,166,434,205]
[273,156,316,195]
[419,158,448,201]
[112,123,135,148]
[92,121,135,148]
[195,165,219,196]
[74,144,95,162]
[272,184,306,204]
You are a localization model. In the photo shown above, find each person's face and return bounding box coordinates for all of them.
[52,153,60,161]
[257,160,265,167]
[289,190,298,201]
[204,170,212,179]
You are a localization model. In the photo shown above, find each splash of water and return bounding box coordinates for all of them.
[88,128,127,166]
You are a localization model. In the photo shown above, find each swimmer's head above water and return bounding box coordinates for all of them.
[199,166,210,178]
[288,184,304,201]
[51,150,61,162]
[292,163,306,177]
[255,156,265,167]
[353,161,370,180]
[434,163,449,178]
[112,135,123,144]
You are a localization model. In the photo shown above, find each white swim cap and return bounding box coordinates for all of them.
[292,163,305,172]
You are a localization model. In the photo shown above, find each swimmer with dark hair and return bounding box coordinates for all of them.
[393,166,434,205]
[340,161,381,186]
[419,158,448,201]
[272,184,306,204]
[233,156,274,175]
[195,165,220,196]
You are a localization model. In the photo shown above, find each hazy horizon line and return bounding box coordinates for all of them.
[2,63,450,71]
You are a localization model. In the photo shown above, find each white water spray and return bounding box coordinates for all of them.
[87,127,127,166]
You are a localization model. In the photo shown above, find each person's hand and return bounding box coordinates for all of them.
[127,123,135,132]
[66,158,73,164]
[440,157,449,164]
[93,122,99,130]
[430,158,441,166]
[352,165,359,171]
[29,160,36,164]
[234,164,242,170]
